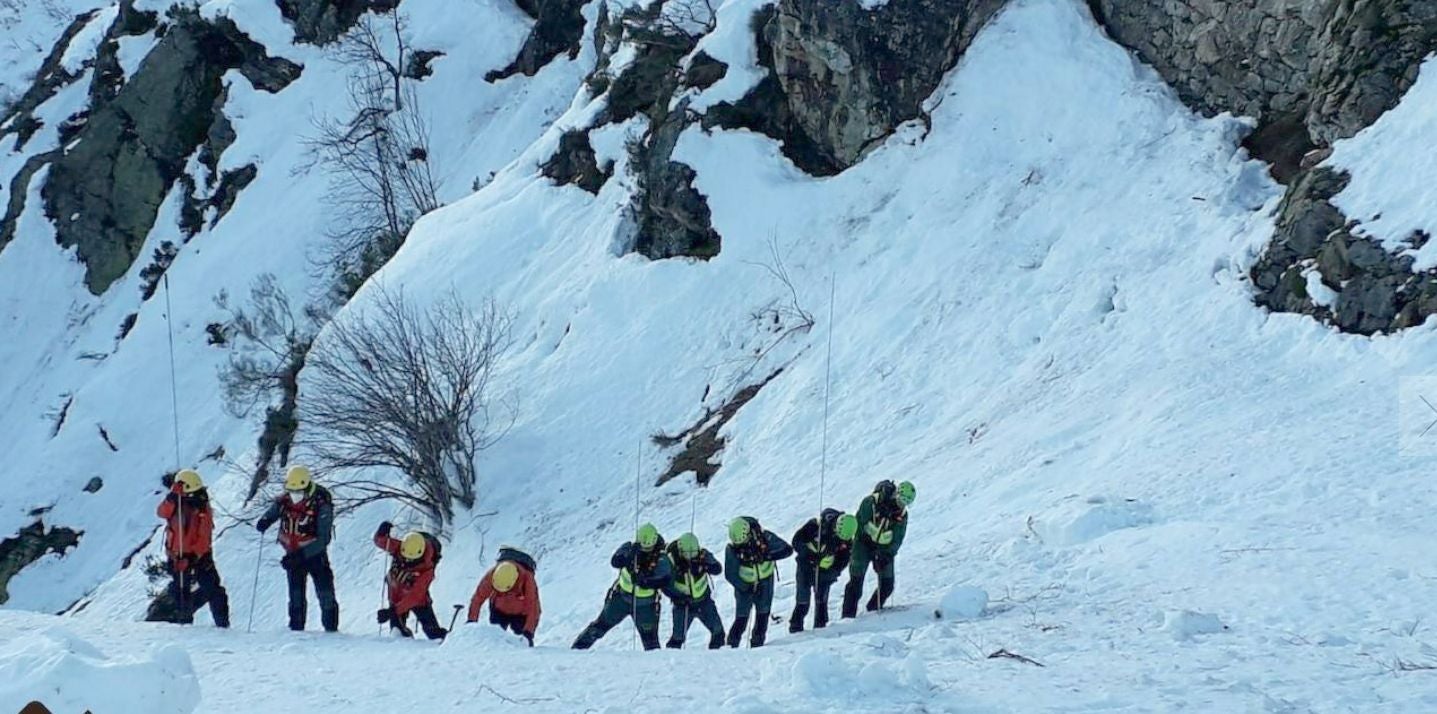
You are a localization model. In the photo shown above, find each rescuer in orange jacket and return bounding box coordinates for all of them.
[467,547,541,645]
[374,521,447,640]
[156,469,229,627]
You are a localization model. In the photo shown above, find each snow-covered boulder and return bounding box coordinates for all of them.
[1160,610,1227,641]
[1031,495,1154,546]
[935,584,989,621]
[0,627,198,714]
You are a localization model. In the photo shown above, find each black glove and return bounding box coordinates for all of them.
[255,520,269,534]
[523,631,534,647]
[161,473,175,488]
[280,551,302,570]
[873,553,892,570]
[376,521,393,538]
[377,607,394,624]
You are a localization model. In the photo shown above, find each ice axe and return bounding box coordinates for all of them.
[447,604,464,631]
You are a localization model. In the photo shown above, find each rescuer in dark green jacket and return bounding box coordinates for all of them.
[841,480,914,618]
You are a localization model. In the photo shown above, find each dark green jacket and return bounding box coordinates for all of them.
[856,494,907,555]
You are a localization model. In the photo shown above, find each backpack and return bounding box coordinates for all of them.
[423,532,443,564]
[498,545,537,573]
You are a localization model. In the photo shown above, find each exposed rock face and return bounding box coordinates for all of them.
[1089,0,1437,333]
[275,0,399,44]
[1250,167,1437,334]
[0,521,82,605]
[632,96,721,259]
[39,10,301,294]
[549,1,722,259]
[541,130,613,194]
[486,0,588,82]
[1090,0,1437,162]
[710,0,1008,175]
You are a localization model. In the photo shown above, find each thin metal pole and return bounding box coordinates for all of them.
[632,439,641,651]
[247,533,263,632]
[814,273,837,613]
[162,274,186,611]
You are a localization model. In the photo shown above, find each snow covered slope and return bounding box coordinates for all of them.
[5,0,1437,711]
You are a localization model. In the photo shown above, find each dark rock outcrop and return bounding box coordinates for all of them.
[486,0,588,82]
[1089,0,1437,333]
[1250,167,1437,335]
[709,0,1008,175]
[553,1,722,259]
[541,130,613,194]
[275,0,399,44]
[633,96,721,259]
[0,521,82,605]
[39,10,301,294]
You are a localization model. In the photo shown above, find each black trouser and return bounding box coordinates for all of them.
[168,554,230,628]
[285,552,339,632]
[790,561,839,632]
[842,540,896,618]
[572,589,660,651]
[727,576,775,648]
[490,609,531,644]
[392,604,447,640]
[667,597,724,649]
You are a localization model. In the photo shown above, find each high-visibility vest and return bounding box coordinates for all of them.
[673,571,710,599]
[864,517,896,546]
[617,567,656,598]
[806,541,836,570]
[738,560,775,584]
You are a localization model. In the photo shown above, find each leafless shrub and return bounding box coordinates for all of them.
[299,287,514,526]
[306,10,440,304]
[626,0,717,48]
[215,274,321,499]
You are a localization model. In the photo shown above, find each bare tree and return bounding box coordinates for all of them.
[624,0,716,48]
[306,10,439,303]
[215,274,322,499]
[299,287,513,526]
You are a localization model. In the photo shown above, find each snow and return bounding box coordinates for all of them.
[938,585,989,621]
[1303,264,1339,309]
[0,626,199,714]
[1028,495,1154,547]
[686,0,773,112]
[57,4,116,74]
[0,0,108,113]
[1160,609,1227,641]
[1329,55,1437,269]
[1,0,1437,711]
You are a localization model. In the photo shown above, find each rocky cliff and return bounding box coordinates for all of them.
[1088,0,1437,333]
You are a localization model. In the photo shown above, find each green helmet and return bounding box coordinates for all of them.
[728,517,752,544]
[676,532,700,559]
[897,481,916,506]
[636,522,660,550]
[835,514,859,541]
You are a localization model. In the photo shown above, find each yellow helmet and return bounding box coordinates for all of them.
[400,532,427,560]
[493,562,519,592]
[175,469,204,494]
[284,465,312,491]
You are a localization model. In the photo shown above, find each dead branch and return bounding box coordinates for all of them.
[987,649,1045,667]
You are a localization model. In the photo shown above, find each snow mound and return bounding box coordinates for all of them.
[1161,610,1227,641]
[0,627,199,714]
[790,650,939,705]
[440,620,529,650]
[1032,496,1155,546]
[936,585,989,621]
